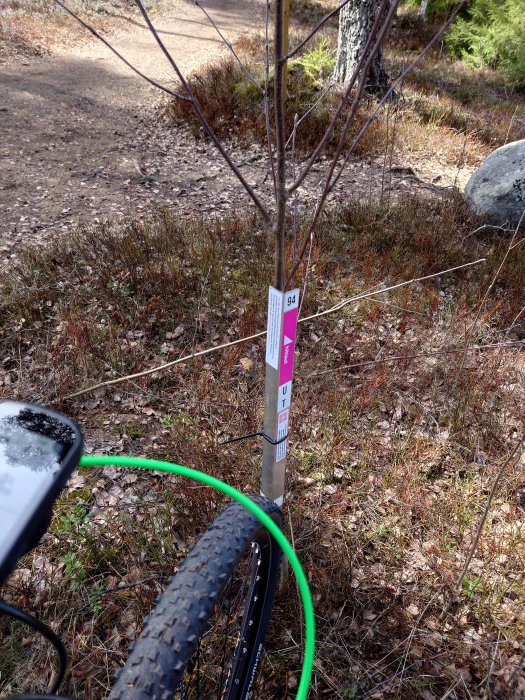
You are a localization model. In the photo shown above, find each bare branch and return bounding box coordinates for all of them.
[134,0,188,83]
[55,0,271,223]
[288,0,391,196]
[286,0,400,285]
[316,0,401,199]
[273,0,287,289]
[133,0,272,223]
[287,0,470,285]
[194,0,263,93]
[284,80,335,150]
[306,341,524,379]
[284,0,354,61]
[291,112,300,254]
[456,437,524,590]
[264,0,277,196]
[53,0,191,102]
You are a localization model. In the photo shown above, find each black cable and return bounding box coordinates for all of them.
[220,430,288,446]
[0,601,68,695]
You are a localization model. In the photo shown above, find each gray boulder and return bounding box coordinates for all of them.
[464,139,525,228]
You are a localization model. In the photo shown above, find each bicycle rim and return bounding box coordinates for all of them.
[175,526,278,699]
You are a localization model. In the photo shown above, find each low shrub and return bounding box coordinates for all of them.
[169,46,388,157]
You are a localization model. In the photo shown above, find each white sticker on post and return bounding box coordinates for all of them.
[275,409,289,463]
[277,380,292,412]
[284,290,299,311]
[265,287,284,370]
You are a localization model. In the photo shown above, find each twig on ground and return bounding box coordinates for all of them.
[503,302,525,340]
[462,222,517,242]
[306,341,524,379]
[367,297,429,316]
[483,632,501,700]
[439,678,463,700]
[287,506,304,657]
[500,649,525,697]
[299,257,486,323]
[366,590,446,696]
[64,329,267,400]
[78,576,163,613]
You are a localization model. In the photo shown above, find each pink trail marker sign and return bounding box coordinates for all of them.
[279,306,298,385]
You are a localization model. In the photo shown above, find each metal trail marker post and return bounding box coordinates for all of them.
[261,287,300,504]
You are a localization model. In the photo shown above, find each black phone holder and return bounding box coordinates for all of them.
[0,401,83,586]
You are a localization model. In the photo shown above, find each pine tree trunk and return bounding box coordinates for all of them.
[334,0,390,96]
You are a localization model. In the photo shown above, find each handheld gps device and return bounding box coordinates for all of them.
[0,401,83,585]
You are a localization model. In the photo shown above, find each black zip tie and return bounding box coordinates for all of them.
[220,431,288,446]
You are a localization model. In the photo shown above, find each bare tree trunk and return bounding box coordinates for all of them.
[273,0,287,291]
[335,0,391,95]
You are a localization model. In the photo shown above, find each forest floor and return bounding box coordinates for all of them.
[1,2,525,699]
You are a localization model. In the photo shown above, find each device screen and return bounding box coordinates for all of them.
[0,402,79,574]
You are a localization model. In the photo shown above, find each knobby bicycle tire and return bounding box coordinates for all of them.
[108,497,284,700]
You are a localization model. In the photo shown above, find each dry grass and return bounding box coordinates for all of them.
[391,58,525,151]
[1,194,524,698]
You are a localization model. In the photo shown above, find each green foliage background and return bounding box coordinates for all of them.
[446,0,525,84]
[403,0,525,84]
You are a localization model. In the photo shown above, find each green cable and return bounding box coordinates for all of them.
[79,455,314,700]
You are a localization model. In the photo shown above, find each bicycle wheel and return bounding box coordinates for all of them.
[108,496,283,700]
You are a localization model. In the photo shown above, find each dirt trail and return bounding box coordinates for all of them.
[0,0,265,255]
[1,1,474,260]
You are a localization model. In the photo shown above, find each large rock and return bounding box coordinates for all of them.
[464,139,525,227]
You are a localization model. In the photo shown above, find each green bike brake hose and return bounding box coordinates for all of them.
[79,455,314,700]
